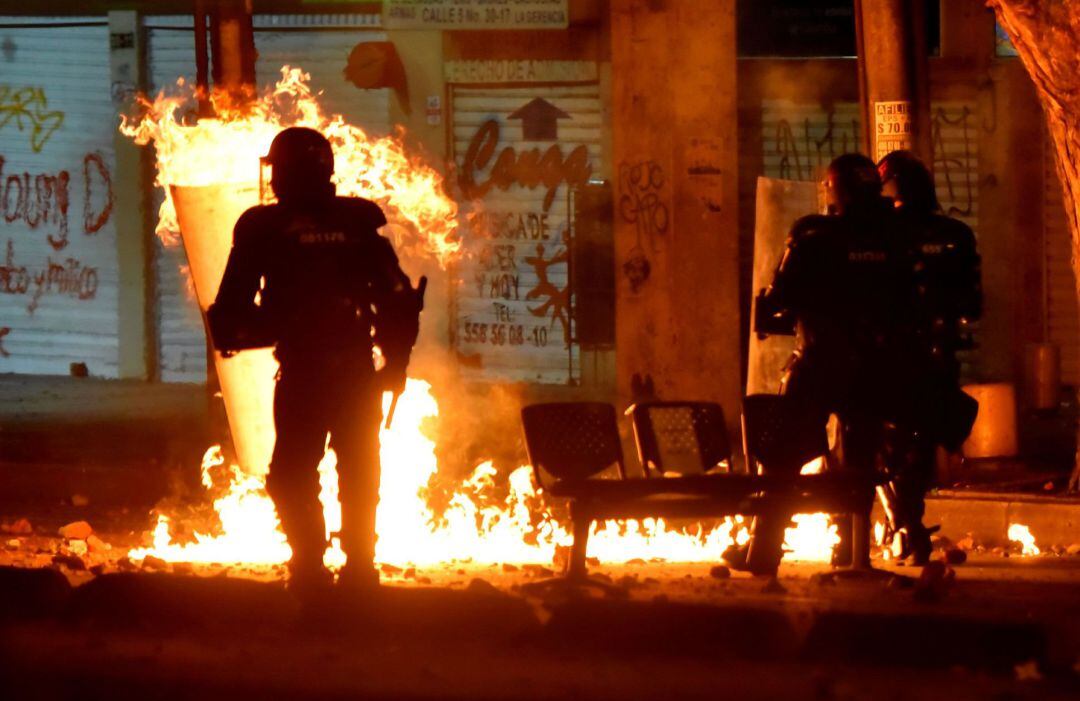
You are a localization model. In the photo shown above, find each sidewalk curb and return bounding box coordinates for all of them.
[871,492,1080,549]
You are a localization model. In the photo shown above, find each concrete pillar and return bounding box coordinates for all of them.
[855,0,932,164]
[209,0,256,101]
[109,10,156,380]
[611,0,741,430]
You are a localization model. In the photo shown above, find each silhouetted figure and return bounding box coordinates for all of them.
[208,127,422,597]
[734,153,916,575]
[876,150,981,564]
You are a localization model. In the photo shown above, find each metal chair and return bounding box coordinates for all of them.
[626,401,732,477]
[520,402,627,596]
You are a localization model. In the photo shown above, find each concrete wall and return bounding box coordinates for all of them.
[611,0,742,434]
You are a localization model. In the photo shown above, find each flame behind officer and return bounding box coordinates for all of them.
[208,127,422,596]
[734,153,916,575]
[876,150,981,563]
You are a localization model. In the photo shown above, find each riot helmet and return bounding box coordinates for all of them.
[877,150,940,215]
[823,153,882,214]
[264,127,335,202]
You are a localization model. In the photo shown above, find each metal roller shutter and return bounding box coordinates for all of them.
[450,83,602,384]
[761,99,862,181]
[1043,130,1079,385]
[0,18,119,377]
[146,14,390,383]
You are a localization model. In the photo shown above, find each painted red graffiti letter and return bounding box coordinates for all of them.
[82,152,113,235]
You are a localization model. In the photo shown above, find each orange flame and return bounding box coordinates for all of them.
[120,66,460,265]
[132,380,839,568]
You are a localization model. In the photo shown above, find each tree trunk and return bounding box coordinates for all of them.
[990,0,1080,488]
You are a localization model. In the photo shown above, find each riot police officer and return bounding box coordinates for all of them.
[730,153,916,575]
[877,150,981,564]
[209,127,422,596]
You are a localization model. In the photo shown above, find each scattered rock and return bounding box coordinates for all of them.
[67,540,88,557]
[58,521,93,540]
[141,555,168,571]
[626,557,646,565]
[956,536,976,551]
[930,534,952,550]
[913,561,955,603]
[116,557,136,572]
[71,494,90,507]
[1014,660,1043,682]
[761,577,786,595]
[86,535,111,553]
[417,576,432,585]
[943,548,967,565]
[522,564,554,578]
[501,563,518,572]
[709,565,731,580]
[5,539,19,550]
[4,519,32,536]
[403,567,416,579]
[51,553,86,571]
[1065,543,1080,556]
[172,562,194,575]
[380,563,402,575]
[466,578,501,597]
[809,572,835,587]
[70,362,88,378]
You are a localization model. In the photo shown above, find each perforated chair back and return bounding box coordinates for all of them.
[742,394,828,476]
[521,402,625,489]
[627,401,731,477]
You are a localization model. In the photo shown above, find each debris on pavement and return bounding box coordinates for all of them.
[58,521,93,540]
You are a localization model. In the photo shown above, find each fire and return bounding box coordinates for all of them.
[119,66,460,264]
[1008,523,1040,556]
[120,65,839,573]
[132,380,838,568]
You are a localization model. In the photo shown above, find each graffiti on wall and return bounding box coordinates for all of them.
[769,106,861,182]
[763,100,979,229]
[459,116,591,212]
[454,87,597,382]
[931,104,976,220]
[0,86,65,153]
[617,159,668,292]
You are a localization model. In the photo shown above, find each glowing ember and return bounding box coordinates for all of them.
[120,66,460,264]
[1008,523,1040,556]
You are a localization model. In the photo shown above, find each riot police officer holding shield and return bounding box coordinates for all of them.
[208,127,422,596]
[877,150,981,564]
[732,153,916,575]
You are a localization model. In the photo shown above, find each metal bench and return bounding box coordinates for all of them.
[520,397,881,593]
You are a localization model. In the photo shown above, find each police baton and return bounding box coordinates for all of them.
[383,275,427,430]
